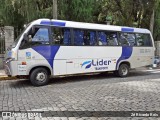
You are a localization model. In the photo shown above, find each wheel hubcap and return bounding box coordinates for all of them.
[36,72,46,82]
[121,66,128,75]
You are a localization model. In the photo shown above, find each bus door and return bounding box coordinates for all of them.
[66,30,99,74]
[18,26,52,75]
[52,27,72,75]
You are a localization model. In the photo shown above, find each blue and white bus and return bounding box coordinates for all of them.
[4,19,155,86]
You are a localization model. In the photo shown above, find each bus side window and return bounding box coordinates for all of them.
[89,31,96,45]
[83,31,90,45]
[63,29,71,45]
[136,34,152,46]
[127,33,136,46]
[73,29,97,46]
[21,27,50,49]
[119,33,130,46]
[52,27,71,45]
[106,32,118,46]
[144,34,152,46]
[98,31,107,45]
[73,29,84,46]
[83,30,96,46]
[32,28,49,44]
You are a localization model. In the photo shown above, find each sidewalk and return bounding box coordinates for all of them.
[0,69,16,80]
[0,69,7,77]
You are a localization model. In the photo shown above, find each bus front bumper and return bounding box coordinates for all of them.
[4,59,17,76]
[4,63,11,76]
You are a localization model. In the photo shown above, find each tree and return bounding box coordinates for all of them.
[98,0,156,28]
[154,0,160,41]
[53,0,57,19]
[0,0,159,41]
[58,0,97,22]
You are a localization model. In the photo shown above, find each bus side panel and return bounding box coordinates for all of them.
[128,47,154,68]
[53,60,67,75]
[54,46,122,75]
[18,48,53,75]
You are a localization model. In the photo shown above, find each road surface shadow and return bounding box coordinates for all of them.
[49,70,158,85]
[8,69,160,88]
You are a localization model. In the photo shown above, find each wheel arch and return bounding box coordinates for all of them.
[29,66,52,76]
[117,61,131,70]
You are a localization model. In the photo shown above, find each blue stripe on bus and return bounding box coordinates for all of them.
[40,21,51,25]
[51,21,66,26]
[32,46,60,68]
[121,28,134,32]
[116,46,133,70]
[40,20,66,26]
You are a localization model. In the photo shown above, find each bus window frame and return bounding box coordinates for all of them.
[35,25,153,48]
[96,30,119,46]
[72,28,98,46]
[118,32,137,47]
[51,26,121,47]
[30,25,52,44]
[117,32,153,47]
[51,26,73,46]
[50,26,122,47]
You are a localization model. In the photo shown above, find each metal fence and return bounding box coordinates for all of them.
[0,27,5,54]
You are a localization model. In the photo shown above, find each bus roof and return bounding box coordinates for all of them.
[32,19,151,34]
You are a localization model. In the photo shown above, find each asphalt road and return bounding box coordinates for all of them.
[0,68,160,120]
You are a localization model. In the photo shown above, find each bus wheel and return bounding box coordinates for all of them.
[115,64,129,77]
[30,68,49,86]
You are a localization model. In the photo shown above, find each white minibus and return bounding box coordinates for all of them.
[4,19,155,86]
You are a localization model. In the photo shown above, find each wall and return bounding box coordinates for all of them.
[4,26,14,51]
[0,26,14,69]
[155,41,160,57]
[0,54,4,69]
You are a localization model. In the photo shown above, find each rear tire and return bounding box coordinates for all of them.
[29,67,49,86]
[115,64,129,77]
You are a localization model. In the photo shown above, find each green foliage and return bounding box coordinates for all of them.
[154,0,160,41]
[0,0,53,28]
[98,0,156,28]
[0,0,159,40]
[0,0,97,27]
[58,0,96,22]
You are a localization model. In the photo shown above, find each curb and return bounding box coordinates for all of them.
[0,76,17,80]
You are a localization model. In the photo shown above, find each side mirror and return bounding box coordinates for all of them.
[31,26,35,34]
[28,35,32,42]
[23,33,28,41]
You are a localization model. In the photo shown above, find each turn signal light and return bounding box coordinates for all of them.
[22,62,26,65]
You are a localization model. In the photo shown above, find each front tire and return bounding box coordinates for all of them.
[29,68,49,86]
[115,64,129,77]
